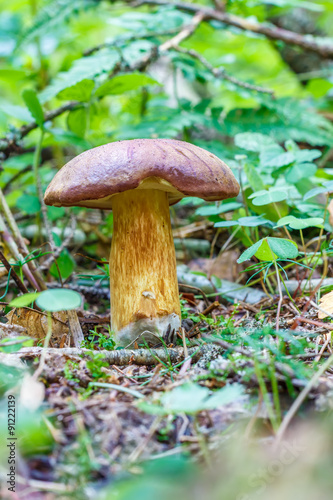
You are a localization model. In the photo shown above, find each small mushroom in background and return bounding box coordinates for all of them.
[44,139,239,347]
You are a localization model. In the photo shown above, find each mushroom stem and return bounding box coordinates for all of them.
[110,189,181,346]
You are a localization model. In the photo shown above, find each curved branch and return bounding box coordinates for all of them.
[132,0,333,59]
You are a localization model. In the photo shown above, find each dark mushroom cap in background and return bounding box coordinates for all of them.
[44,138,240,208]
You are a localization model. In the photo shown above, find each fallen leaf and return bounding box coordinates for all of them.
[6,308,69,345]
[318,291,333,319]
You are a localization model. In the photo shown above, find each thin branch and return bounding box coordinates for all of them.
[173,45,274,94]
[160,11,205,51]
[83,27,185,56]
[132,0,333,59]
[0,249,29,294]
[0,102,79,157]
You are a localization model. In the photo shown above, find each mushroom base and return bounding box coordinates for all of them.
[116,313,181,347]
[110,188,181,346]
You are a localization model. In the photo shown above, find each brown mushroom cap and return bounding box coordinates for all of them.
[44,138,239,208]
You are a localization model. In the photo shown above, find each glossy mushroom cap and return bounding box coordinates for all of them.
[44,138,239,208]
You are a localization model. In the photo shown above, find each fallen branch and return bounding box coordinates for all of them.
[12,345,203,365]
[172,45,274,95]
[132,0,333,59]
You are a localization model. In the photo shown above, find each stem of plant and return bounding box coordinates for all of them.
[274,260,283,331]
[273,203,292,239]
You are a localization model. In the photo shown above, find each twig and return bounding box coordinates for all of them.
[0,187,46,290]
[0,249,29,294]
[83,27,184,56]
[0,102,79,156]
[160,12,205,51]
[89,382,143,398]
[0,212,40,291]
[274,352,333,448]
[172,45,274,94]
[132,0,333,59]
[201,300,220,316]
[292,316,333,331]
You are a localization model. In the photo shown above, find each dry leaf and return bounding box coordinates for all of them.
[6,308,69,345]
[318,291,333,319]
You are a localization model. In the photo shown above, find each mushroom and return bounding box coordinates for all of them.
[44,139,239,346]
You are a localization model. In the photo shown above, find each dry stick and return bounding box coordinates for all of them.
[0,249,29,294]
[0,188,46,291]
[274,352,333,449]
[67,310,84,348]
[133,0,333,59]
[172,45,274,94]
[13,346,202,366]
[128,416,162,463]
[0,213,40,291]
[315,333,331,362]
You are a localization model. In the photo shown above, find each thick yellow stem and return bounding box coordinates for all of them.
[110,189,181,346]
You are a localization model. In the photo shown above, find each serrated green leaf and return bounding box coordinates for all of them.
[95,73,160,98]
[22,89,44,128]
[57,79,95,102]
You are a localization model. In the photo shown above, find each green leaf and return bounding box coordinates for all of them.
[22,89,44,128]
[303,181,333,201]
[237,240,263,263]
[243,162,265,192]
[57,79,95,102]
[237,237,298,263]
[67,107,86,138]
[276,216,324,230]
[49,249,75,280]
[195,201,242,217]
[0,103,33,122]
[39,50,120,103]
[95,73,160,98]
[285,162,317,183]
[234,132,275,152]
[266,237,298,259]
[214,220,239,228]
[16,194,41,215]
[35,289,82,312]
[251,188,289,206]
[10,292,41,308]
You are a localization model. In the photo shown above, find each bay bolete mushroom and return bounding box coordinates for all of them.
[44,139,239,346]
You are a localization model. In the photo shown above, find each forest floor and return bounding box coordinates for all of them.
[1,290,333,499]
